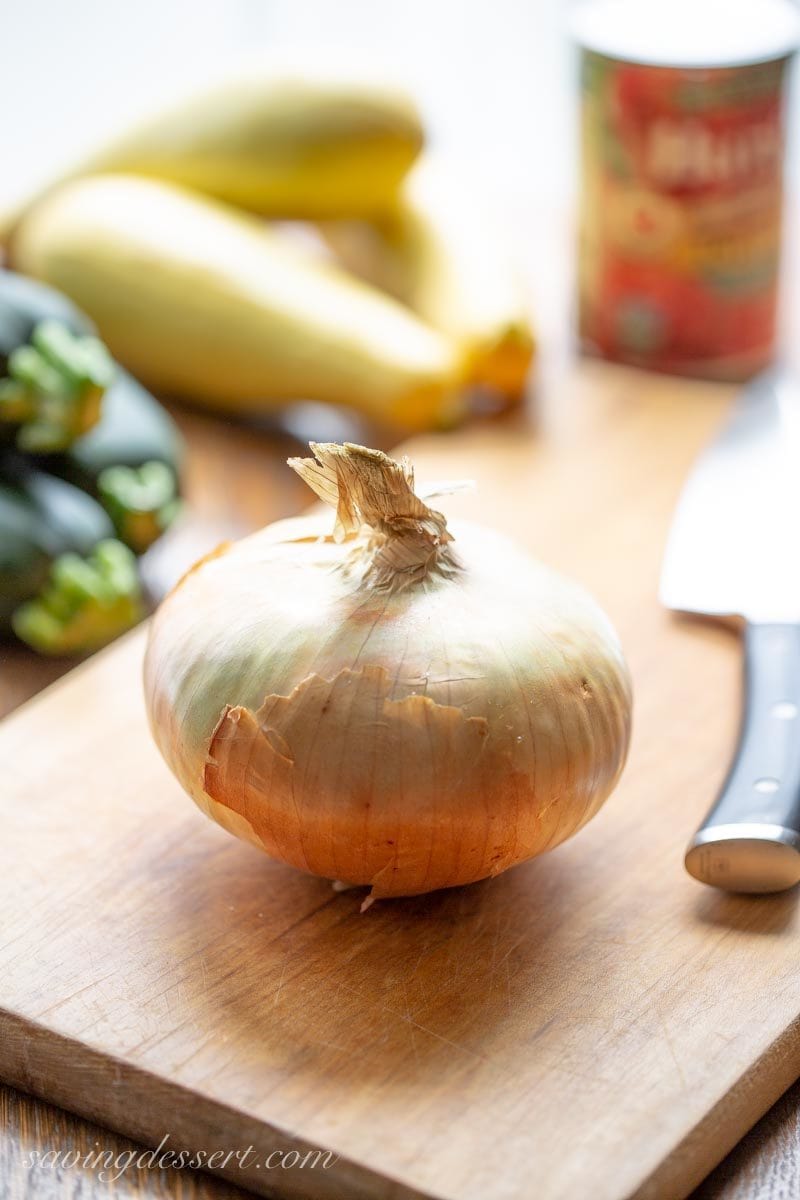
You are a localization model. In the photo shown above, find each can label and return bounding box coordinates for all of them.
[578,52,790,379]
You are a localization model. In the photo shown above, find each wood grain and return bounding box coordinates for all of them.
[693,1079,800,1200]
[0,406,372,1200]
[4,1075,800,1200]
[2,361,800,1200]
[0,1084,251,1200]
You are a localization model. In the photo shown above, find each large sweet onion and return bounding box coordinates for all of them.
[144,443,631,905]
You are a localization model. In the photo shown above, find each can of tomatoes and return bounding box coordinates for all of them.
[572,0,800,380]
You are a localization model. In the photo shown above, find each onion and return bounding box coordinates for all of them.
[144,443,631,905]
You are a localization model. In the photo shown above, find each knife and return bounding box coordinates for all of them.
[660,370,800,893]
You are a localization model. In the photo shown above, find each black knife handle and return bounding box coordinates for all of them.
[685,623,800,893]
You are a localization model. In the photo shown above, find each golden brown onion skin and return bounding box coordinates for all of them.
[144,514,631,899]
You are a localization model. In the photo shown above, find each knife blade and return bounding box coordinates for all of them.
[660,370,800,893]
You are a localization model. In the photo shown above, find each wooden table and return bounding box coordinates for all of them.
[2,395,799,1200]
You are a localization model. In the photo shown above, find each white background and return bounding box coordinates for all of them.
[0,0,574,214]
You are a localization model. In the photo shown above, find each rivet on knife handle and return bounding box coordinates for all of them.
[685,623,800,893]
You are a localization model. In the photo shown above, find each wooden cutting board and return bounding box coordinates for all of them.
[2,361,800,1200]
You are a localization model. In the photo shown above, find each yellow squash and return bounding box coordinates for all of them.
[1,66,423,237]
[323,157,535,402]
[11,175,465,431]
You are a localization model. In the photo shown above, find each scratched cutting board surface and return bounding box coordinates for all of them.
[2,362,800,1200]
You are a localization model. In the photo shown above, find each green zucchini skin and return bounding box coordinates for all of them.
[0,484,51,627]
[0,269,182,548]
[44,370,183,552]
[0,269,91,371]
[0,457,114,630]
[48,369,183,488]
[0,272,180,641]
[0,270,182,479]
[0,270,96,451]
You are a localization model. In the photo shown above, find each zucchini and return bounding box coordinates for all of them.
[0,269,182,549]
[0,271,113,451]
[13,539,143,657]
[0,480,55,628]
[0,269,91,353]
[0,455,115,561]
[46,370,183,553]
[0,459,142,653]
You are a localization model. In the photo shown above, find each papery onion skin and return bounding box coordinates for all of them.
[144,446,632,900]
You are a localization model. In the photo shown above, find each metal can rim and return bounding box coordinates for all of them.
[570,0,800,70]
